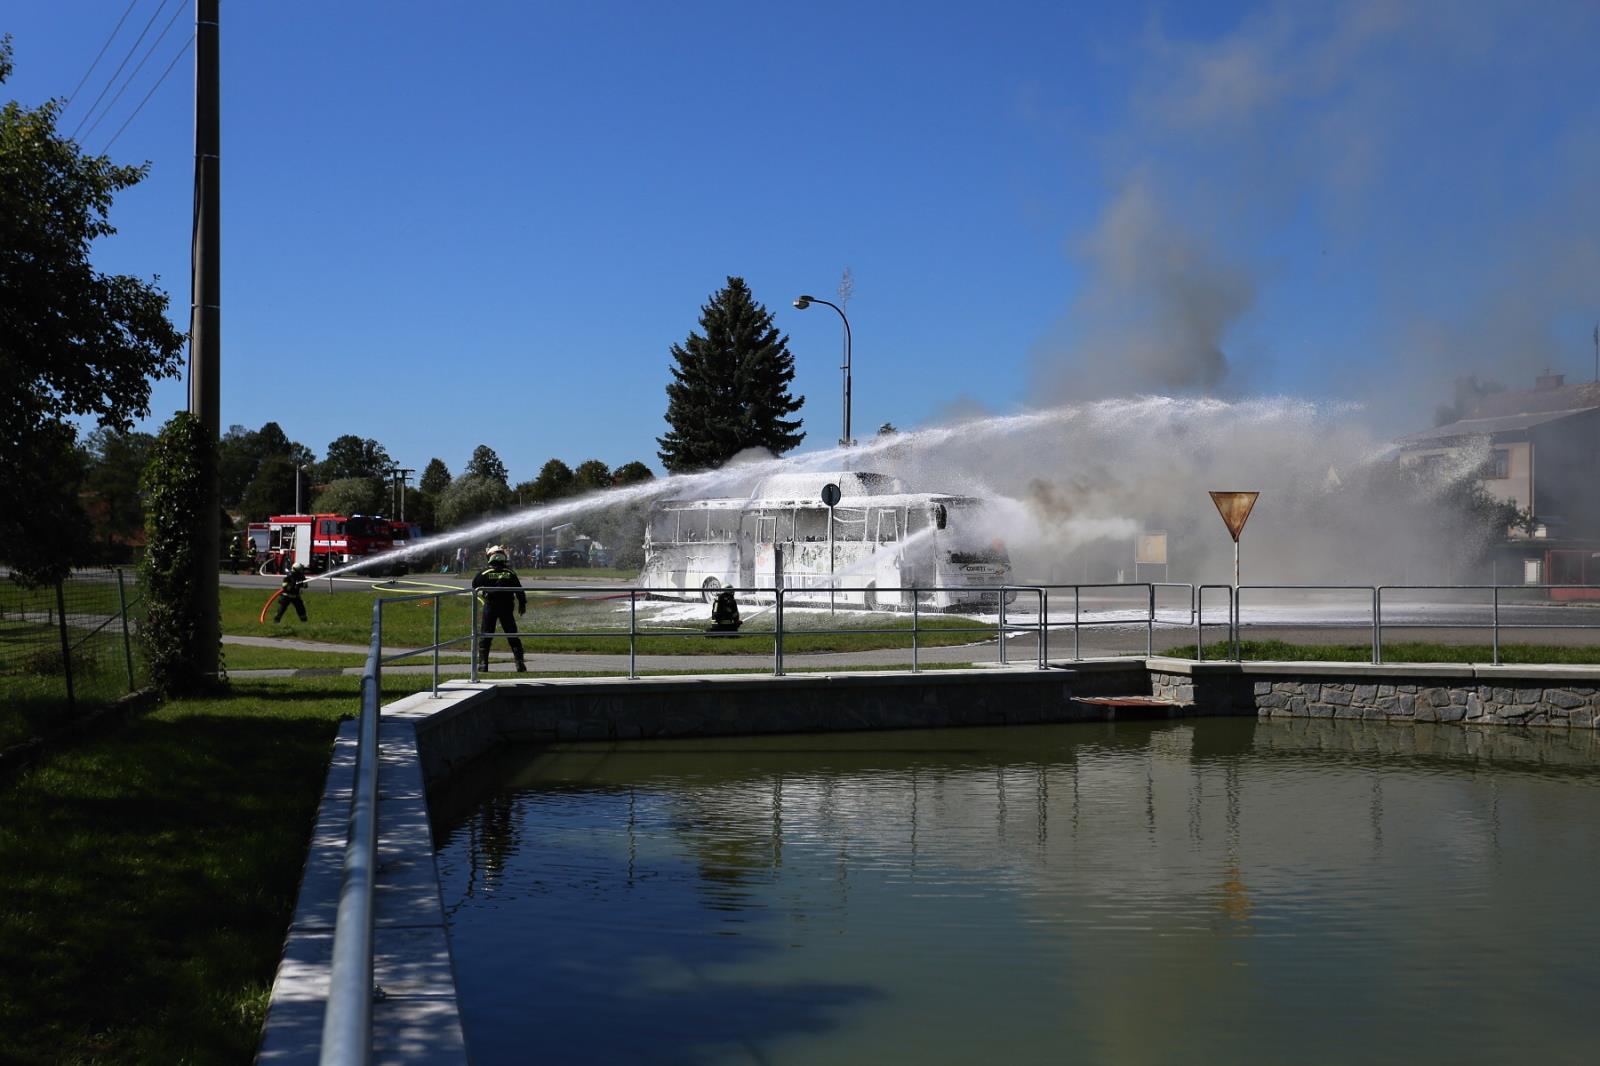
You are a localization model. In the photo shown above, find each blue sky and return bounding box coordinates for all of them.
[8,1,1600,484]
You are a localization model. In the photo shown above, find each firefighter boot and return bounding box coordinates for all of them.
[514,655,527,673]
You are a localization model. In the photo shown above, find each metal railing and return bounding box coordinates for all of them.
[462,583,1047,678]
[1197,584,1600,665]
[320,603,382,1064]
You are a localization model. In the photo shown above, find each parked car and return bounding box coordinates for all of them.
[542,548,589,568]
[589,548,614,568]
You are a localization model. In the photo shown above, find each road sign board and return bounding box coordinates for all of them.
[1208,491,1259,542]
[1136,532,1168,565]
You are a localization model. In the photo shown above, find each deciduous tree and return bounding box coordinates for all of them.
[465,445,509,486]
[218,421,314,505]
[311,477,387,517]
[82,427,156,557]
[1,39,186,583]
[436,475,512,529]
[573,459,612,492]
[521,458,575,503]
[320,434,391,481]
[239,456,300,521]
[612,461,655,486]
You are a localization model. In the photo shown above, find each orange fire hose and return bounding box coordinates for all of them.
[258,588,282,624]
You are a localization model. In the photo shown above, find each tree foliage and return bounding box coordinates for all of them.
[419,457,452,496]
[139,412,222,695]
[1,38,186,583]
[219,421,313,505]
[657,276,804,472]
[3,426,90,585]
[521,458,575,503]
[612,461,654,486]
[239,455,300,521]
[320,434,391,481]
[573,459,612,492]
[436,474,511,529]
[465,444,509,486]
[82,427,155,558]
[311,477,387,517]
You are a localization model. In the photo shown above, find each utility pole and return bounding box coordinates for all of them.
[191,0,222,674]
[394,467,415,522]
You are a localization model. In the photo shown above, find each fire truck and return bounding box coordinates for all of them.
[246,513,409,575]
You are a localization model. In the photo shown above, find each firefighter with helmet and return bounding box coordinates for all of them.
[709,588,741,632]
[472,548,527,671]
[275,563,309,623]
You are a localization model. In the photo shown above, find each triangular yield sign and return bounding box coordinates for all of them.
[1209,491,1259,542]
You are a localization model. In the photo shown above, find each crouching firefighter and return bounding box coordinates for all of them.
[472,549,526,671]
[709,588,742,632]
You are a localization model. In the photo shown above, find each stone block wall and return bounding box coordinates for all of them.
[1144,660,1600,729]
[1252,678,1599,728]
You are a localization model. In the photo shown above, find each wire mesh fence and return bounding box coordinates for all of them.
[0,568,145,749]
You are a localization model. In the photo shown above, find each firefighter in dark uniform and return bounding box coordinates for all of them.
[709,588,741,632]
[472,549,527,671]
[275,563,309,623]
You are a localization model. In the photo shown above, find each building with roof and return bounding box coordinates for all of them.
[1397,373,1600,587]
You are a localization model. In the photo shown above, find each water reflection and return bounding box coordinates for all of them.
[433,720,1600,1065]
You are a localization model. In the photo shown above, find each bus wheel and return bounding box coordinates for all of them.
[701,577,721,604]
[864,582,878,611]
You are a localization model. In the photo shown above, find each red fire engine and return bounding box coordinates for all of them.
[246,513,409,575]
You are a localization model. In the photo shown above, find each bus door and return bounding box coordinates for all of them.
[739,514,762,587]
[755,515,780,589]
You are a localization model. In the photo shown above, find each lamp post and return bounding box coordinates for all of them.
[295,464,306,514]
[793,295,852,446]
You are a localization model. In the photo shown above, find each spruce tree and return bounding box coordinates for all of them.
[657,276,804,472]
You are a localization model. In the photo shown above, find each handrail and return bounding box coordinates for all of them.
[320,601,383,1064]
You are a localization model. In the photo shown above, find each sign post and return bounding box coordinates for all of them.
[1134,531,1169,583]
[822,482,842,616]
[1208,491,1259,587]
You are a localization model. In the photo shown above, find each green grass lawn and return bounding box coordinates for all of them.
[1163,639,1600,665]
[0,672,439,1066]
[2,617,144,750]
[227,585,997,655]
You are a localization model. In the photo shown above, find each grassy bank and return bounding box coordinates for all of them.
[1163,640,1600,665]
[226,585,995,655]
[0,673,437,1066]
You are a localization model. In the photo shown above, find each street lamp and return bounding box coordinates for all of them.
[793,294,853,446]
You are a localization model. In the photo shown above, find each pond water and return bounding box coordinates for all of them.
[432,719,1600,1065]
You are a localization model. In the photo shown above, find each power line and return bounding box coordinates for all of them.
[100,33,193,155]
[64,0,141,107]
[79,1,186,143]
[70,0,174,142]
